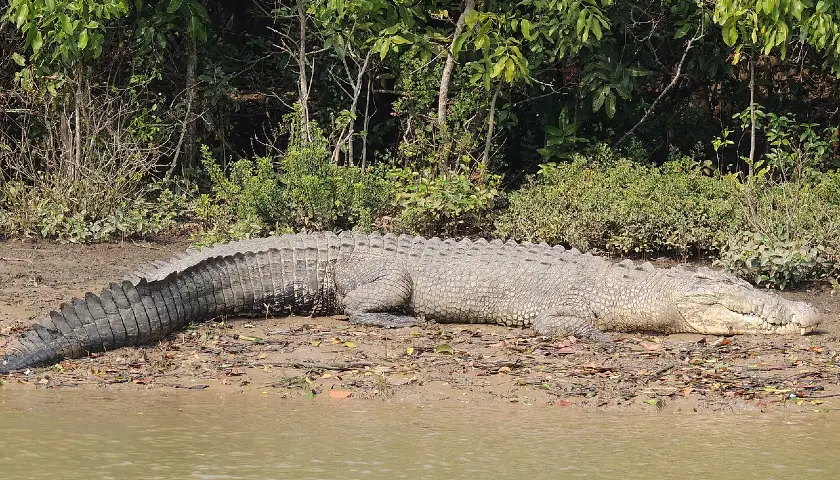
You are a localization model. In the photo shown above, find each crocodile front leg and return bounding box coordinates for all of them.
[532,306,613,343]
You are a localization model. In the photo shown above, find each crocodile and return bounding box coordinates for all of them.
[0,231,824,373]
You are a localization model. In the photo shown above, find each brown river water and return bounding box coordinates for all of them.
[0,390,837,479]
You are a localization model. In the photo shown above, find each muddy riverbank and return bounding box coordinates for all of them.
[2,238,839,412]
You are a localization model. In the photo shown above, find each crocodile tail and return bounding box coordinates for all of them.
[0,249,328,374]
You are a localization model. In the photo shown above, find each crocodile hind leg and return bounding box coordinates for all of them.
[335,258,418,328]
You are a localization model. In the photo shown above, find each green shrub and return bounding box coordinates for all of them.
[196,120,394,244]
[0,179,195,242]
[197,139,497,242]
[716,232,830,289]
[196,105,498,242]
[0,82,186,242]
[717,178,840,287]
[494,145,739,255]
[196,147,280,245]
[816,170,840,205]
[278,128,392,231]
[495,144,840,288]
[387,163,500,236]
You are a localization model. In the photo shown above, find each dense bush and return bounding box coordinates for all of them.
[717,176,840,288]
[0,179,194,242]
[494,145,740,255]
[197,139,393,245]
[717,232,831,290]
[386,163,500,237]
[0,85,192,242]
[196,117,499,244]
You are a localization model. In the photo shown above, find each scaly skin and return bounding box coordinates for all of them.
[0,232,824,373]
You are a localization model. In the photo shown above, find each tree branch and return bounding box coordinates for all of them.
[613,29,702,150]
[437,0,475,128]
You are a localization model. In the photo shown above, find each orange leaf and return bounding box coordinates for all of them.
[328,390,352,399]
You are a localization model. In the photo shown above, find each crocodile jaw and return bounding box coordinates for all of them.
[674,284,823,335]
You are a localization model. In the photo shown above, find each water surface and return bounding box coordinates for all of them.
[0,390,835,479]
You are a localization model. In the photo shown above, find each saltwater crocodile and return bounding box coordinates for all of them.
[0,231,824,373]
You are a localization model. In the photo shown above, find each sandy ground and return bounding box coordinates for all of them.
[1,237,839,412]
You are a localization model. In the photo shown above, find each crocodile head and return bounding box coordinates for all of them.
[672,270,823,335]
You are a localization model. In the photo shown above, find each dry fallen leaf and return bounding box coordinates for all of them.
[639,341,663,352]
[328,390,352,399]
[236,335,265,344]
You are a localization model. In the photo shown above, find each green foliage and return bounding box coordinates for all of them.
[495,144,740,255]
[278,124,392,231]
[816,170,840,204]
[717,232,830,289]
[537,108,589,160]
[388,164,500,236]
[313,0,421,62]
[391,51,487,167]
[727,105,837,179]
[0,179,195,242]
[196,116,394,244]
[497,142,840,288]
[713,0,840,71]
[719,176,840,288]
[198,145,281,241]
[196,108,498,241]
[4,0,130,69]
[462,9,531,88]
[579,54,649,119]
[762,112,836,178]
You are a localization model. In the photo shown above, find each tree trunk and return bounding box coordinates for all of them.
[361,76,372,172]
[331,51,373,166]
[346,51,373,166]
[297,0,311,140]
[437,0,474,128]
[748,49,756,177]
[166,38,198,179]
[73,66,83,182]
[183,39,198,171]
[480,83,501,177]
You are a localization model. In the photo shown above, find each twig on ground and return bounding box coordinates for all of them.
[243,360,374,371]
[131,242,163,250]
[0,257,33,263]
